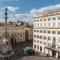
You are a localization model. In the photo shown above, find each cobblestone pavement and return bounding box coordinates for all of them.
[20,56,60,60]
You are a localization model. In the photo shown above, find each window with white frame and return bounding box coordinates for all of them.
[40,36,42,39]
[37,30,39,32]
[37,23,39,27]
[44,30,46,33]
[53,22,55,26]
[48,31,51,34]
[58,22,60,26]
[37,40,39,43]
[34,44,36,49]
[40,30,42,33]
[48,36,51,40]
[44,36,46,40]
[44,18,46,21]
[34,20,36,22]
[52,31,56,34]
[40,19,42,21]
[52,17,56,20]
[37,45,39,50]
[58,17,60,20]
[57,31,60,34]
[58,37,60,42]
[40,46,42,51]
[48,18,51,21]
[34,40,36,42]
[37,19,39,22]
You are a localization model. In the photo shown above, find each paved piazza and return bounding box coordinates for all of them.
[21,56,59,60]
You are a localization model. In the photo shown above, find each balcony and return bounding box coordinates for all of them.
[45,43,56,50]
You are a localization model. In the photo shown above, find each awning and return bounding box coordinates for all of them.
[45,46,60,52]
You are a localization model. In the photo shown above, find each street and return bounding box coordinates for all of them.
[20,56,59,60]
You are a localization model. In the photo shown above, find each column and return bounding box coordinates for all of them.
[56,52,58,58]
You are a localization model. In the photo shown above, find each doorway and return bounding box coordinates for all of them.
[25,30,29,41]
[11,37,17,47]
[52,50,56,57]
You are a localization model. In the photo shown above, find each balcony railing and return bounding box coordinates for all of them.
[45,43,56,50]
[44,42,60,52]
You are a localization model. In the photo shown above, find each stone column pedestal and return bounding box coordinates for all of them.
[56,52,58,58]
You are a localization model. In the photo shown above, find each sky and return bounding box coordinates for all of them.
[0,0,60,23]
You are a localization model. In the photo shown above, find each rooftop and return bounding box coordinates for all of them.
[33,12,60,19]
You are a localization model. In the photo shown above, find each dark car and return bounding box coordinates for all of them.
[23,47,34,55]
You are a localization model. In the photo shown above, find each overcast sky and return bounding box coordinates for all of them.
[0,0,60,23]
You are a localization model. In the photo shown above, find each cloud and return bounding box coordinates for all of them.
[30,4,60,16]
[1,4,60,23]
[7,6,19,12]
[15,13,33,23]
[15,4,60,23]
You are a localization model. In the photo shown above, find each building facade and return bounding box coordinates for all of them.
[33,12,60,58]
[0,21,33,46]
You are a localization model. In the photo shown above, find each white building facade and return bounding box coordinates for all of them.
[33,12,60,58]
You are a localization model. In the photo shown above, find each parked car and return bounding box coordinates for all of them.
[46,53,50,57]
[23,47,35,55]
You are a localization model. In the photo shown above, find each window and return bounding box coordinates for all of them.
[34,35,36,37]
[44,36,46,40]
[40,19,42,21]
[34,20,36,22]
[52,17,56,20]
[58,37,60,42]
[37,40,39,43]
[40,46,42,51]
[17,33,19,35]
[52,31,56,34]
[48,18,51,21]
[37,19,39,22]
[44,43,46,45]
[48,37,51,40]
[37,23,39,27]
[40,23,42,26]
[37,45,39,49]
[44,30,46,33]
[48,44,51,47]
[34,40,36,42]
[37,30,39,32]
[40,30,42,33]
[52,37,56,47]
[53,22,55,26]
[57,31,60,34]
[44,23,46,27]
[53,37,56,42]
[44,18,46,21]
[37,35,40,38]
[34,23,36,26]
[40,41,42,44]
[48,23,50,27]
[8,28,9,30]
[58,17,60,20]
[48,31,51,34]
[40,36,42,39]
[58,22,60,26]
[34,44,36,49]
[34,30,35,32]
